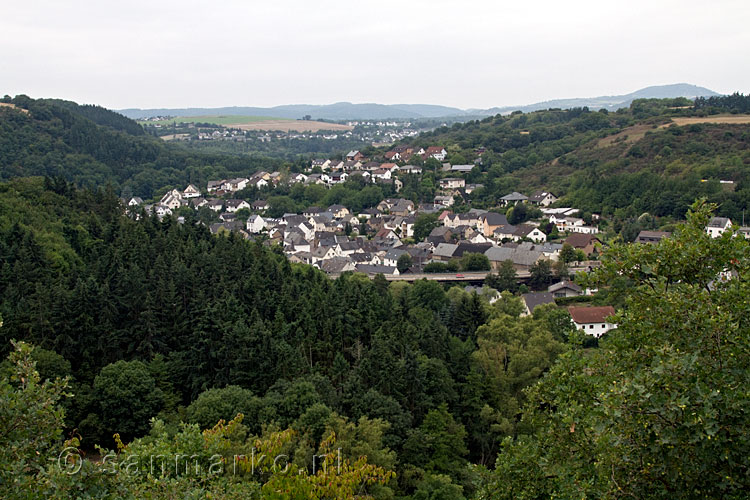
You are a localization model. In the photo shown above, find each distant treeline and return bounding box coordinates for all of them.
[694,92,750,113]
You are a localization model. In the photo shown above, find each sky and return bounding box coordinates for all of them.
[1,0,748,110]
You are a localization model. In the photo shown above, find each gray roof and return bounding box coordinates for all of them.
[522,292,556,313]
[501,191,529,201]
[432,243,459,258]
[384,248,408,260]
[708,217,731,228]
[485,246,543,266]
[320,257,354,273]
[355,264,398,275]
[548,281,582,293]
[481,212,508,226]
[529,190,556,202]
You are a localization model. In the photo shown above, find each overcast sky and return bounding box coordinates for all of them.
[1,0,747,110]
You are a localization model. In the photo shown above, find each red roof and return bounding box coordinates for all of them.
[425,146,445,153]
[438,210,452,220]
[568,306,615,324]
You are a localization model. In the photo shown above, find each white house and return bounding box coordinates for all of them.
[425,146,447,161]
[440,178,466,190]
[568,306,617,337]
[183,184,201,198]
[706,217,732,238]
[246,215,267,233]
[528,191,557,207]
[224,199,251,213]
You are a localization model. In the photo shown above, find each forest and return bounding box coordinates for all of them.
[1,180,747,498]
[0,95,282,199]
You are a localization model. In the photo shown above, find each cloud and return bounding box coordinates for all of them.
[1,0,747,108]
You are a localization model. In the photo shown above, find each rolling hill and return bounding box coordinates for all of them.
[119,84,720,120]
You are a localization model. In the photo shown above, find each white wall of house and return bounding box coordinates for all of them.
[574,321,616,337]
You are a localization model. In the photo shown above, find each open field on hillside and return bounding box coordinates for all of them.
[660,114,750,127]
[596,123,654,148]
[233,120,353,132]
[140,115,353,132]
[0,103,29,114]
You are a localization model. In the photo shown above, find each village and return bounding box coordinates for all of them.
[124,146,749,337]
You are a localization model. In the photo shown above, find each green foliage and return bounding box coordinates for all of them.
[486,201,750,499]
[413,213,439,242]
[0,341,70,497]
[484,260,517,292]
[0,95,282,198]
[397,253,414,273]
[186,385,259,429]
[459,252,490,271]
[94,360,164,440]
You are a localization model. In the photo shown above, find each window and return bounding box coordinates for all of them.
[590,325,594,329]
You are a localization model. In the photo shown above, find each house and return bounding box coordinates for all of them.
[564,234,602,257]
[440,178,466,190]
[225,177,250,192]
[320,257,356,274]
[434,195,455,207]
[391,199,415,216]
[449,164,474,173]
[478,212,510,237]
[206,199,224,212]
[182,184,201,199]
[383,248,409,267]
[635,230,671,244]
[706,217,732,238]
[160,189,184,210]
[252,200,270,211]
[372,169,392,181]
[528,191,557,207]
[465,183,484,194]
[493,224,518,241]
[346,150,364,162]
[224,199,251,213]
[500,192,528,206]
[328,172,348,185]
[425,146,447,161]
[310,159,329,170]
[568,306,617,337]
[246,215,266,233]
[327,160,344,171]
[513,224,547,243]
[432,243,459,262]
[384,151,401,161]
[207,180,224,193]
[248,174,268,189]
[485,246,544,271]
[128,196,144,206]
[328,204,350,219]
[548,281,582,298]
[522,292,556,316]
[399,165,423,175]
[290,173,308,184]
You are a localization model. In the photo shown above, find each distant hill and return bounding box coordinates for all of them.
[0,96,280,198]
[120,84,720,121]
[477,83,720,115]
[119,102,468,121]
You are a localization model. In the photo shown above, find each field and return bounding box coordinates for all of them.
[140,115,353,132]
[0,103,29,114]
[596,123,654,148]
[660,114,750,127]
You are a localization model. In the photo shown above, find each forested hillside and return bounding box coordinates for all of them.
[410,96,750,220]
[0,96,281,199]
[0,178,572,498]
